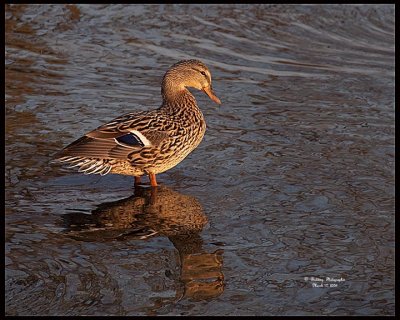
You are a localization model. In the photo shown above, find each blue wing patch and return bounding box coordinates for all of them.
[116,133,144,147]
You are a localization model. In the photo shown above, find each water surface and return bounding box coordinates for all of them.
[5,4,394,316]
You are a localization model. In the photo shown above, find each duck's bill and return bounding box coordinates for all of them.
[203,86,221,105]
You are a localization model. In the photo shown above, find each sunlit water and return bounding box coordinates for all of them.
[5,4,394,316]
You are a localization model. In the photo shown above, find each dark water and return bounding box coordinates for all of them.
[5,4,394,316]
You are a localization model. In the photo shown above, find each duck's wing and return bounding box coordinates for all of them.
[54,111,170,161]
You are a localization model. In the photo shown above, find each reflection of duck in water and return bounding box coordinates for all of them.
[62,185,224,303]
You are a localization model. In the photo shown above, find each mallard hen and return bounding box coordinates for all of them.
[53,59,221,187]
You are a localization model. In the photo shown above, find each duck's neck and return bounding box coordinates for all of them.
[161,87,199,115]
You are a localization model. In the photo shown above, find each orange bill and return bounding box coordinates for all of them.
[203,86,221,105]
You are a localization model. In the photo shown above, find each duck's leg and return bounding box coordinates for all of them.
[149,173,158,187]
[134,176,141,186]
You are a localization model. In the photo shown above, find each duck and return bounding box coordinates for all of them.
[53,59,221,187]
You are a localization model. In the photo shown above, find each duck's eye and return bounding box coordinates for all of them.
[200,71,207,77]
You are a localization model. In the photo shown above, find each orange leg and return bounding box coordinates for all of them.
[149,173,158,187]
[134,176,141,186]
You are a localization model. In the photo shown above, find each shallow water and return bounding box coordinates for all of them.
[5,4,394,316]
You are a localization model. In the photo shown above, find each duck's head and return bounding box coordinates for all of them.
[162,59,221,105]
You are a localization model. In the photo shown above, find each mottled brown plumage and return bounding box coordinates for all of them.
[53,60,221,187]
